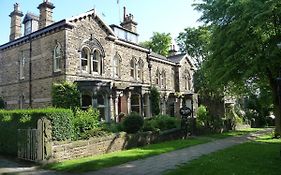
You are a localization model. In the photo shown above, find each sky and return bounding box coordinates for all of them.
[0,0,202,45]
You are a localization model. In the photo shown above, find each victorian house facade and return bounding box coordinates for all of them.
[0,1,197,122]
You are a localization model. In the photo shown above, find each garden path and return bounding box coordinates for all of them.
[0,128,272,175]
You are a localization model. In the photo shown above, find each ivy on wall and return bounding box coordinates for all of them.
[150,87,160,116]
[52,81,80,109]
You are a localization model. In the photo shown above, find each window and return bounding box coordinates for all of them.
[162,70,166,88]
[97,94,106,121]
[113,53,121,78]
[54,43,62,72]
[130,58,136,78]
[93,49,101,73]
[171,68,175,89]
[24,20,32,35]
[143,93,149,117]
[155,69,161,86]
[19,95,24,109]
[131,93,141,114]
[138,59,144,81]
[81,94,92,109]
[19,53,25,79]
[81,47,90,72]
[184,69,191,90]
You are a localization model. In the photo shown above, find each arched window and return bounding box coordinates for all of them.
[138,59,144,81]
[162,69,166,88]
[113,53,121,78]
[54,43,62,72]
[130,58,136,78]
[93,49,102,74]
[156,69,161,86]
[81,47,90,72]
[184,69,191,90]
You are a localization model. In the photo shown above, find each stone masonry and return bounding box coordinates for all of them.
[0,1,197,120]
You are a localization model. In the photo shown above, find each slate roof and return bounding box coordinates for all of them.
[22,13,39,23]
[167,53,186,63]
[150,52,175,64]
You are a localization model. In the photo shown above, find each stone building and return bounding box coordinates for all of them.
[0,1,197,122]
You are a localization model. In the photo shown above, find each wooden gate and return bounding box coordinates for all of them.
[17,118,45,162]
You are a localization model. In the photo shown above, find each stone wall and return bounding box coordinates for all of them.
[51,129,183,162]
[0,29,65,109]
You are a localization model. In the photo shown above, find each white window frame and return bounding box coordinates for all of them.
[81,47,91,73]
[138,59,143,81]
[130,58,136,79]
[53,43,62,72]
[113,53,121,78]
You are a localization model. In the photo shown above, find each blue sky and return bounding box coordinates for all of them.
[0,0,202,45]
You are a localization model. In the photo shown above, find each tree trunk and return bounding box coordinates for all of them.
[269,74,281,137]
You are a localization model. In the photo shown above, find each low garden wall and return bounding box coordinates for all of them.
[51,128,183,162]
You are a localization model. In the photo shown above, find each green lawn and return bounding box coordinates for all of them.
[44,128,262,173]
[165,134,281,175]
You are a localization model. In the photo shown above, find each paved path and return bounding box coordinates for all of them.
[0,128,272,175]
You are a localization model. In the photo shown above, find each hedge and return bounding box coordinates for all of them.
[0,108,74,156]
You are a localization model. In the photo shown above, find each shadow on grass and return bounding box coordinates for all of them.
[44,138,209,173]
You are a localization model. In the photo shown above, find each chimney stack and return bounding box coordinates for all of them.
[37,0,55,29]
[9,3,23,41]
[168,45,177,56]
[120,7,138,33]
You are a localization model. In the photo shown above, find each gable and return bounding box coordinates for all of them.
[67,9,116,38]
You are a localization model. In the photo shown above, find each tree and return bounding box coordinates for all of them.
[52,81,80,109]
[140,32,172,57]
[177,26,212,67]
[195,0,281,136]
[150,87,160,116]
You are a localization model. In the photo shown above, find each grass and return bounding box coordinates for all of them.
[44,128,263,173]
[165,133,281,175]
[44,137,211,173]
[206,128,262,139]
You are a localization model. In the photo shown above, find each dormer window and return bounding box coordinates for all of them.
[25,21,32,35]
[23,13,39,35]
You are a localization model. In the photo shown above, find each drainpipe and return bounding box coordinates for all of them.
[28,27,32,108]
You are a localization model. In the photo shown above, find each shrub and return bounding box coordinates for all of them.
[122,112,144,133]
[143,115,180,132]
[196,105,209,127]
[73,107,100,139]
[150,87,160,115]
[52,81,80,109]
[0,108,74,156]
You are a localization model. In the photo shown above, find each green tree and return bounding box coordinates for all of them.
[150,87,160,116]
[52,81,80,109]
[140,32,172,57]
[195,0,281,136]
[177,26,211,66]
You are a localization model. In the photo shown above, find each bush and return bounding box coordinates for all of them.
[73,107,100,139]
[0,108,74,156]
[143,115,180,132]
[196,105,210,127]
[52,81,80,109]
[122,112,144,133]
